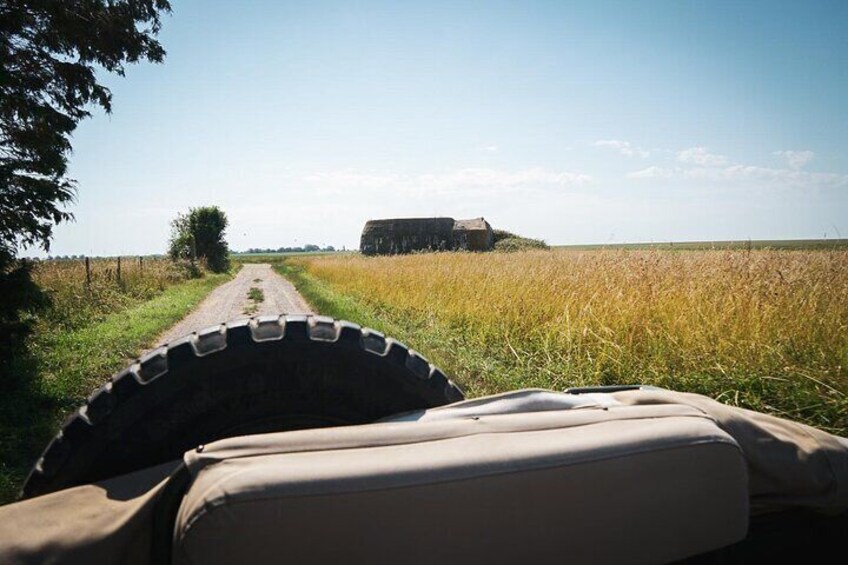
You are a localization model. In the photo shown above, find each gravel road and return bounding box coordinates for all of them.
[156,264,313,345]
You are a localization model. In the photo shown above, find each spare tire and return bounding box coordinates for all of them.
[23,315,464,498]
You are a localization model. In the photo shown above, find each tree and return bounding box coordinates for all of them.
[169,206,231,273]
[0,1,171,360]
[1,0,171,255]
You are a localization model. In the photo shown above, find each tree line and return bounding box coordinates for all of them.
[243,245,337,254]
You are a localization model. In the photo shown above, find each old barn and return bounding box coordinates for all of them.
[360,217,494,255]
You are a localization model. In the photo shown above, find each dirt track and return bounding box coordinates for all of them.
[156,264,313,345]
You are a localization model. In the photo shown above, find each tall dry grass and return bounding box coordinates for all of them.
[296,249,848,432]
[32,257,195,331]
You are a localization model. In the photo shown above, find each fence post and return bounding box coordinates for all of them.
[139,256,143,271]
[85,256,91,287]
[117,256,122,283]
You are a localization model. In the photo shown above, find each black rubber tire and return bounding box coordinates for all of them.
[23,315,464,498]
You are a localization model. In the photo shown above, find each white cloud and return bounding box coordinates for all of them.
[481,145,499,153]
[300,167,592,195]
[676,147,728,167]
[629,146,842,189]
[626,166,673,179]
[774,150,815,170]
[416,167,591,190]
[592,139,650,158]
[627,164,848,188]
[301,170,400,189]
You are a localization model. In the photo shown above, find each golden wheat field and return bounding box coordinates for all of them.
[293,249,848,433]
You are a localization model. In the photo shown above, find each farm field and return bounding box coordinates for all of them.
[279,247,848,435]
[555,238,848,251]
[0,257,231,503]
[233,251,349,264]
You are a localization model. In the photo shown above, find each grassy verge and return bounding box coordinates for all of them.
[0,272,231,504]
[275,261,524,398]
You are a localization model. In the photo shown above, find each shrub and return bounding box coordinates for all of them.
[170,259,203,280]
[494,236,550,252]
[169,206,231,273]
[492,229,519,244]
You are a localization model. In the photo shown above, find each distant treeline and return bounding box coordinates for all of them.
[241,245,337,254]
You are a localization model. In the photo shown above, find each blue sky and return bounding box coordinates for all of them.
[43,0,848,255]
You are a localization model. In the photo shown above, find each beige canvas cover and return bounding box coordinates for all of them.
[1,388,847,564]
[173,402,749,564]
[387,388,848,514]
[0,461,178,564]
[609,388,848,514]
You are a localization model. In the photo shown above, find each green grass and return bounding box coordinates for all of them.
[247,287,265,303]
[275,261,392,330]
[274,261,516,397]
[244,286,265,315]
[0,273,231,504]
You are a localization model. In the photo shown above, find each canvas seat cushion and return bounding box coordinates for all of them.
[174,400,749,565]
[389,388,848,515]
